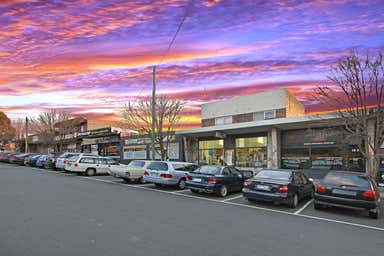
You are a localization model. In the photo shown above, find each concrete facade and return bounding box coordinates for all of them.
[201,89,304,127]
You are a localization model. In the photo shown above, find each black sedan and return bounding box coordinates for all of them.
[243,169,314,208]
[314,171,381,219]
[186,166,248,197]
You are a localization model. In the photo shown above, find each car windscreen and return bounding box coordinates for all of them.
[323,172,370,188]
[147,162,168,171]
[128,161,145,167]
[194,166,221,175]
[255,170,291,181]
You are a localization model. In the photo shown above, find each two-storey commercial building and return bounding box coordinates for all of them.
[177,89,366,177]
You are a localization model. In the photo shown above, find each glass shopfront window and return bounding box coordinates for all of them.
[235,137,267,168]
[310,147,343,170]
[99,143,120,158]
[199,140,224,165]
[281,148,310,169]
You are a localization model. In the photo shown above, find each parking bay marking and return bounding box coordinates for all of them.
[294,199,314,215]
[78,176,384,233]
[221,195,243,202]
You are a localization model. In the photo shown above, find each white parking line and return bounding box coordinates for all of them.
[294,199,314,215]
[221,195,243,202]
[70,175,384,233]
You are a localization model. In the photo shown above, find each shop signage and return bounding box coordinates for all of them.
[282,128,343,147]
[90,128,111,136]
[215,132,226,139]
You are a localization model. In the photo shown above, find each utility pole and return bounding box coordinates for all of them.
[151,66,156,160]
[25,117,28,153]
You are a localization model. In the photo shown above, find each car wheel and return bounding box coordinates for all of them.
[369,207,380,219]
[191,189,199,193]
[217,185,228,197]
[177,178,186,190]
[137,177,145,184]
[155,183,162,187]
[86,168,96,176]
[289,193,299,208]
[123,178,130,183]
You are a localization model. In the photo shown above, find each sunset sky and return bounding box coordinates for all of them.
[1,0,383,129]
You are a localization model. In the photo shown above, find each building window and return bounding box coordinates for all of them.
[199,139,224,165]
[264,110,276,120]
[215,116,232,125]
[235,137,267,168]
[281,148,310,169]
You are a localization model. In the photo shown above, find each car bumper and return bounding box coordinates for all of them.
[110,170,130,179]
[314,193,378,210]
[143,176,178,185]
[242,188,290,203]
[185,182,217,193]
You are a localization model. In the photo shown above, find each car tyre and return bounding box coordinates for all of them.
[369,207,380,219]
[190,189,199,194]
[155,183,162,187]
[123,178,131,183]
[137,177,145,184]
[86,168,96,176]
[217,185,228,197]
[177,178,186,190]
[289,193,299,208]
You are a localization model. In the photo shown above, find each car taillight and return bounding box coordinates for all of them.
[243,181,249,189]
[363,190,376,199]
[64,160,67,164]
[278,185,288,193]
[74,163,78,167]
[160,173,173,178]
[316,184,327,193]
[186,175,191,181]
[144,170,149,176]
[207,177,216,183]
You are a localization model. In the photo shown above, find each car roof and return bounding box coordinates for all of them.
[260,169,298,173]
[326,171,367,177]
[149,161,194,165]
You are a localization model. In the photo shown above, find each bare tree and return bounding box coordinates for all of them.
[12,118,26,141]
[31,109,72,153]
[122,96,184,160]
[314,50,384,177]
[54,117,86,152]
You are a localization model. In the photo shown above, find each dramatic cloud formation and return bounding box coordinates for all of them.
[0,0,383,129]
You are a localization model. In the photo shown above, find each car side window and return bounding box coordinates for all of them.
[222,167,231,176]
[229,167,241,176]
[98,158,108,165]
[294,173,303,185]
[80,158,96,164]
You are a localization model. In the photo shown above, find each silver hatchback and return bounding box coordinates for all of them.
[143,161,199,189]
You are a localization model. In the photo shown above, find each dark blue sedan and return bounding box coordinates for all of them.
[186,166,248,197]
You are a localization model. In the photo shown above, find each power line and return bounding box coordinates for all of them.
[157,0,194,66]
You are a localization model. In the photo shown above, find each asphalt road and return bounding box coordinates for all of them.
[1,163,383,256]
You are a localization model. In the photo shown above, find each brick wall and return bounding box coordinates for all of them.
[276,108,286,118]
[202,118,215,127]
[232,113,253,123]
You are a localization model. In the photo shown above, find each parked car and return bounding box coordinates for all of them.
[9,153,23,164]
[12,153,35,165]
[36,155,50,168]
[314,171,381,219]
[56,152,97,170]
[109,160,151,183]
[65,156,113,176]
[48,152,62,169]
[185,165,248,197]
[0,152,10,162]
[62,153,98,171]
[25,155,41,166]
[243,169,314,208]
[143,161,199,189]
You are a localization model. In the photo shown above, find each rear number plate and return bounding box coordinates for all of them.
[256,185,270,191]
[332,189,356,196]
[150,172,158,176]
[192,178,202,182]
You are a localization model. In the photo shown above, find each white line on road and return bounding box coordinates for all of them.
[294,199,314,215]
[71,175,384,233]
[221,195,243,202]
